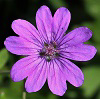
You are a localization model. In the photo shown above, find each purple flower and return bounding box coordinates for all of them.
[4,5,97,96]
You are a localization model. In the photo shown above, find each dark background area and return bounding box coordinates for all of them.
[0,0,100,99]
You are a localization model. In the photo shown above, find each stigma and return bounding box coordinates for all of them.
[39,42,60,62]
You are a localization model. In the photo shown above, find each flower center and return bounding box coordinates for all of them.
[39,42,60,62]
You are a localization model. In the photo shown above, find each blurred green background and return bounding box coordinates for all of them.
[0,0,100,99]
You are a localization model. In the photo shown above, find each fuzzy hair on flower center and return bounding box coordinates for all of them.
[39,42,60,62]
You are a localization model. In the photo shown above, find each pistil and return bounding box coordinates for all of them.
[39,42,60,61]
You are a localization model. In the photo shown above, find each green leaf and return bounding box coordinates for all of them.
[10,81,23,94]
[84,0,100,19]
[27,93,45,99]
[81,66,100,97]
[92,20,100,43]
[84,0,100,43]
[97,92,100,99]
[0,92,6,99]
[65,91,77,98]
[0,82,23,99]
[95,44,100,54]
[47,94,57,99]
[0,49,9,69]
[49,0,68,9]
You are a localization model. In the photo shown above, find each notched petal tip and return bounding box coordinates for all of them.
[82,26,92,37]
[4,36,15,55]
[53,92,65,96]
[54,90,66,96]
[25,84,40,93]
[53,7,71,42]
[58,7,71,16]
[36,5,52,42]
[58,7,71,24]
[38,5,51,11]
[87,45,97,61]
[10,69,21,82]
[4,38,7,47]
[74,75,84,87]
[11,19,22,28]
[69,73,84,88]
[75,26,93,42]
[25,86,33,93]
[49,86,66,96]
[37,5,51,16]
[11,19,23,36]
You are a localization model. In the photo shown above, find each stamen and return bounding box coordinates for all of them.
[39,41,60,61]
[39,51,45,56]
[44,42,48,46]
[46,56,51,62]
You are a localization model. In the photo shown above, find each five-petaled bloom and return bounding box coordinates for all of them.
[4,5,97,96]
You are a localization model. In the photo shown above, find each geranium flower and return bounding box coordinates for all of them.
[4,5,97,96]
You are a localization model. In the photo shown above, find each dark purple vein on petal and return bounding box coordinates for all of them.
[27,58,44,77]
[12,56,39,72]
[54,59,65,77]
[37,15,49,43]
[31,60,46,88]
[58,58,83,82]
[20,37,42,48]
[57,36,75,48]
[53,16,63,41]
[15,22,43,46]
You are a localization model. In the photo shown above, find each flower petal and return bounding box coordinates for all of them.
[47,60,67,96]
[59,58,84,87]
[11,55,41,82]
[25,59,47,92]
[11,19,43,45]
[59,27,92,46]
[53,7,71,43]
[4,36,40,55]
[60,44,97,61]
[36,5,52,42]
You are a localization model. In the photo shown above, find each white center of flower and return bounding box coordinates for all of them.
[39,42,60,62]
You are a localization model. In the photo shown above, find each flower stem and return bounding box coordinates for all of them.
[23,92,26,99]
[0,70,10,74]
